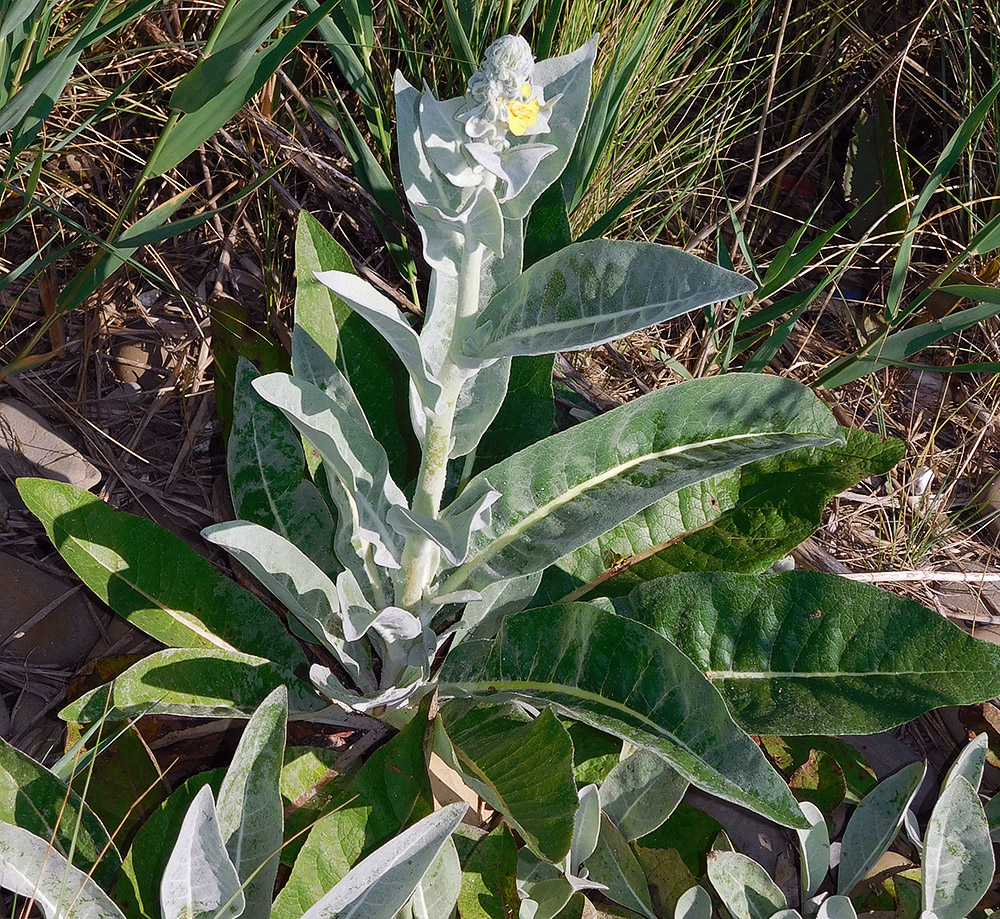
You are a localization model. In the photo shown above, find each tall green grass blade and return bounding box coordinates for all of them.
[443,0,476,81]
[147,0,339,177]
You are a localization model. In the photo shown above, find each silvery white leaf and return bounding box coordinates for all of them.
[465,240,757,362]
[583,813,654,918]
[505,38,597,219]
[569,784,601,876]
[816,896,857,919]
[419,92,483,187]
[299,803,467,919]
[707,850,787,919]
[0,822,127,919]
[941,732,988,795]
[796,801,830,902]
[837,760,925,895]
[466,141,558,200]
[313,271,442,408]
[516,850,573,919]
[335,568,379,643]
[253,373,406,571]
[398,836,462,919]
[428,589,482,606]
[409,183,504,259]
[389,483,500,566]
[600,749,688,841]
[309,665,424,712]
[215,687,286,919]
[922,775,994,919]
[201,521,372,688]
[443,570,542,645]
[394,74,465,276]
[161,786,245,919]
[371,606,423,641]
[449,357,512,458]
[292,326,373,435]
[675,885,713,919]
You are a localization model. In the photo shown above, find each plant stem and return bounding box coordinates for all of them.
[399,245,485,607]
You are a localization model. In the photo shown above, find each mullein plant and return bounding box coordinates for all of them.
[11,34,1000,918]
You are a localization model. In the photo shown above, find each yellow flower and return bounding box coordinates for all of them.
[507,97,540,136]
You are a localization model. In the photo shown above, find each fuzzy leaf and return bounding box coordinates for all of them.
[59,648,324,722]
[619,572,1000,734]
[464,240,755,361]
[439,374,841,594]
[160,786,245,919]
[17,478,306,673]
[439,603,807,829]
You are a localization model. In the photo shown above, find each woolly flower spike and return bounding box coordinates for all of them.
[460,35,552,148]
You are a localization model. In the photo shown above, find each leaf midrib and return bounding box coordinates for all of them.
[444,430,828,591]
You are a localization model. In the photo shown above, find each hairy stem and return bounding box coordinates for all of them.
[399,245,485,607]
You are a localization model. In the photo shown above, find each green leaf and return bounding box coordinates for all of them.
[146,0,339,176]
[228,358,338,574]
[59,648,324,722]
[465,240,756,361]
[298,803,467,919]
[17,478,307,673]
[557,428,902,600]
[585,813,656,919]
[600,749,688,841]
[67,720,168,849]
[474,354,555,473]
[440,373,841,593]
[439,603,807,829]
[619,571,1000,734]
[440,701,578,862]
[922,775,995,919]
[636,802,722,877]
[279,748,345,866]
[170,0,300,112]
[216,686,287,919]
[837,761,925,896]
[567,722,621,787]
[114,769,225,919]
[161,786,245,919]
[294,210,353,364]
[455,825,520,919]
[273,700,434,919]
[0,823,127,918]
[707,851,787,919]
[0,738,120,889]
[524,180,573,269]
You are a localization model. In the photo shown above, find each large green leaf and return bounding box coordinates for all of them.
[439,603,807,829]
[464,240,755,361]
[440,702,578,862]
[438,374,841,593]
[228,358,339,573]
[455,825,520,919]
[272,700,433,919]
[619,571,1000,735]
[0,739,119,889]
[59,649,324,722]
[537,428,901,604]
[17,478,306,673]
[216,687,287,919]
